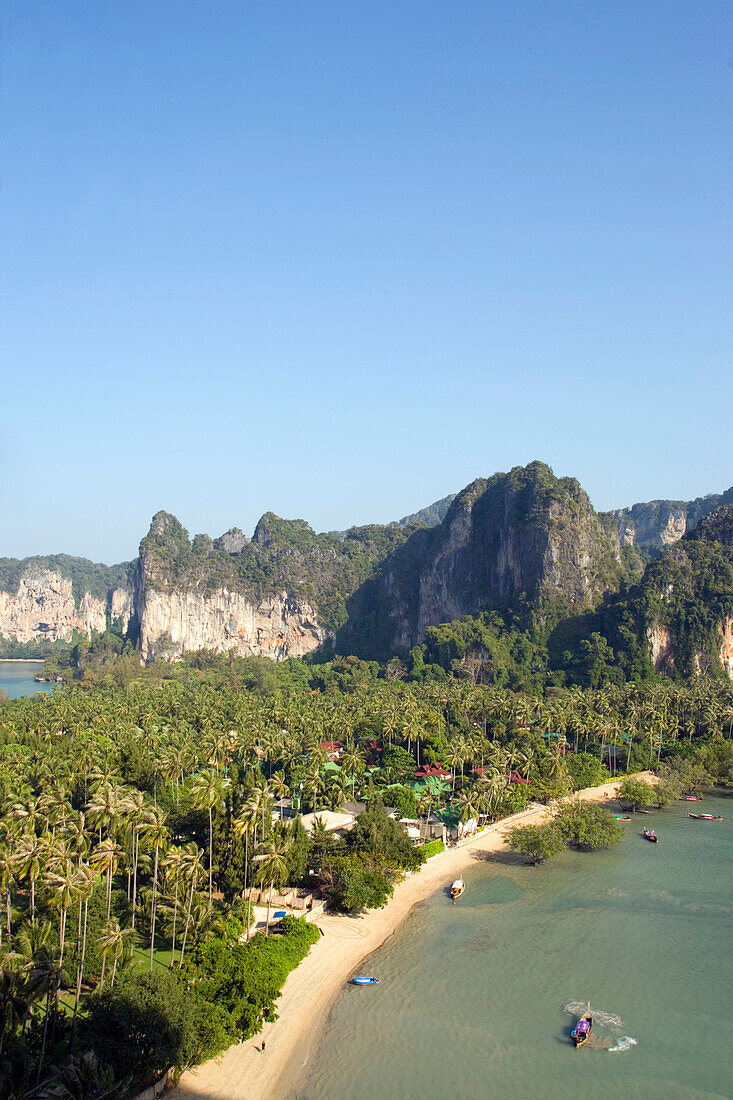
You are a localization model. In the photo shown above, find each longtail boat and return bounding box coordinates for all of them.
[450,878,465,900]
[687,812,722,820]
[351,976,380,985]
[570,1005,592,1048]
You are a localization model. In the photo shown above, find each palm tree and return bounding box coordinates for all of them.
[44,859,83,967]
[161,845,186,965]
[12,833,46,921]
[177,843,205,967]
[191,769,229,901]
[253,840,290,935]
[89,838,123,921]
[145,807,169,971]
[97,920,128,990]
[0,846,15,946]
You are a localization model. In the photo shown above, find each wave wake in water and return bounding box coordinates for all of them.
[563,1001,623,1027]
[609,1036,638,1053]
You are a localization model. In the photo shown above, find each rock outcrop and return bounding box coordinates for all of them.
[0,567,132,644]
[340,462,622,656]
[603,485,733,552]
[138,585,325,662]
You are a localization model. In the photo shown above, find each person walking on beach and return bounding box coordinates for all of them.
[261,1041,266,1053]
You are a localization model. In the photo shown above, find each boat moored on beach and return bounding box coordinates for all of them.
[450,878,465,900]
[570,1007,592,1048]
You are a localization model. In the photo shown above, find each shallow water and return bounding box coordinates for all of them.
[0,661,54,699]
[299,795,733,1099]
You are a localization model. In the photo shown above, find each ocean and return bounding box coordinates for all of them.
[0,660,55,700]
[299,794,732,1100]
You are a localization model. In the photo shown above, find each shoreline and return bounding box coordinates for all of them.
[172,774,654,1100]
[0,658,45,663]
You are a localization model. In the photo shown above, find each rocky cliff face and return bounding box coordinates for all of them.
[0,567,133,644]
[603,485,733,552]
[341,462,622,656]
[138,585,326,662]
[136,512,330,662]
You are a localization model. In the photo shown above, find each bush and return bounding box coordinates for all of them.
[564,752,611,791]
[186,916,319,1041]
[616,777,656,810]
[420,838,445,859]
[505,822,566,865]
[79,968,232,1089]
[324,855,394,912]
[555,800,624,849]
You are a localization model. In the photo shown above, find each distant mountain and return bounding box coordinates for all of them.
[337,462,622,658]
[396,494,456,528]
[1,465,732,681]
[601,485,733,553]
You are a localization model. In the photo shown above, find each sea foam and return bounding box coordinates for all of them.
[609,1036,638,1053]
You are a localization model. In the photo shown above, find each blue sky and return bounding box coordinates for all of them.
[2,1,731,564]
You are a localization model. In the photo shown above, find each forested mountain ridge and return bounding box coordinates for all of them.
[1,465,731,681]
[337,462,623,658]
[600,484,733,554]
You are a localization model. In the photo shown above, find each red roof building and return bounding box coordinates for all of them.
[320,741,343,762]
[414,763,452,781]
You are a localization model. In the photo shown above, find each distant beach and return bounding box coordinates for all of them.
[172,776,653,1100]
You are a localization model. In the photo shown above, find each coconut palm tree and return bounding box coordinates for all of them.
[161,845,185,965]
[144,807,169,971]
[12,833,46,922]
[0,846,16,945]
[253,840,290,936]
[89,838,123,921]
[97,920,128,990]
[191,768,229,902]
[177,843,205,967]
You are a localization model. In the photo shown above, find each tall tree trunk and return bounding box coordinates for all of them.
[149,843,160,972]
[179,880,195,967]
[132,829,139,929]
[208,807,214,902]
[169,881,179,967]
[36,991,52,1086]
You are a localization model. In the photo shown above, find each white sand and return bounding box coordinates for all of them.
[172,775,653,1100]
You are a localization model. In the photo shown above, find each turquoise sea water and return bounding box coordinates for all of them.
[299,796,733,1100]
[0,661,54,700]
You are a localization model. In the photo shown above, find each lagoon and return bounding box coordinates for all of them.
[0,660,55,700]
[300,795,732,1100]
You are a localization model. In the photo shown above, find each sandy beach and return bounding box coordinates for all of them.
[172,775,653,1100]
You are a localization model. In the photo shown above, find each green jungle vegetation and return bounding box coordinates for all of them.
[1,652,733,1096]
[140,509,425,633]
[0,556,133,606]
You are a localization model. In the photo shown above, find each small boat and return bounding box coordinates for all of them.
[684,795,699,801]
[450,878,465,900]
[612,814,632,821]
[351,976,380,985]
[687,812,722,821]
[570,1006,592,1048]
[643,829,658,842]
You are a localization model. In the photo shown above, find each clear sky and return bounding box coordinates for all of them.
[2,1,731,564]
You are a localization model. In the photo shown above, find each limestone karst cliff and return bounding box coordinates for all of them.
[136,514,328,662]
[0,556,135,646]
[602,485,733,553]
[338,462,623,657]
[2,468,731,678]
